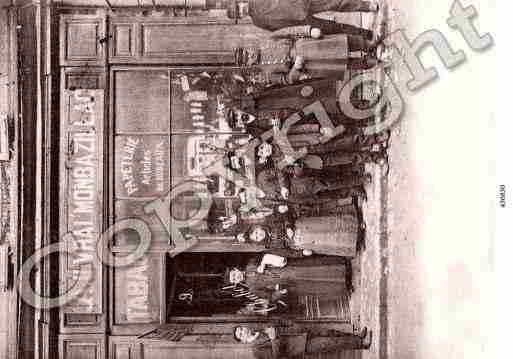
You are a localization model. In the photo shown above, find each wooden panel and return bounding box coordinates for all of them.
[138,334,259,359]
[111,23,137,60]
[0,244,8,291]
[109,18,268,64]
[109,337,139,359]
[17,5,38,354]
[64,314,103,326]
[141,345,255,359]
[141,23,228,55]
[60,312,107,334]
[65,72,103,90]
[60,15,105,66]
[59,334,106,359]
[59,90,104,314]
[53,0,226,8]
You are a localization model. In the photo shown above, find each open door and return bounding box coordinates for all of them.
[166,253,352,322]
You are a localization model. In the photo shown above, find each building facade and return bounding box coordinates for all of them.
[1,1,368,358]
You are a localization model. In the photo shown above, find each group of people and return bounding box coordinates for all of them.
[215,0,389,256]
[208,1,390,354]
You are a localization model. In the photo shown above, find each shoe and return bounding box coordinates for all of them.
[379,154,390,175]
[350,56,378,70]
[362,29,375,41]
[376,130,391,144]
[373,152,388,166]
[371,133,390,151]
[377,43,394,63]
[377,130,390,150]
[371,0,387,44]
[370,33,387,51]
[351,186,367,202]
[363,173,373,185]
[338,197,353,206]
[354,134,365,147]
[362,330,373,349]
[370,143,382,152]
[382,162,390,176]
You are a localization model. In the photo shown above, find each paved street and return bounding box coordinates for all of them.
[358,1,496,359]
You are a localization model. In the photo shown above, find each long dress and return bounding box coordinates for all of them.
[263,202,360,258]
[291,201,359,257]
[243,257,348,299]
[293,213,359,257]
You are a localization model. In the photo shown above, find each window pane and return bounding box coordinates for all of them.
[170,69,252,132]
[114,200,169,247]
[114,70,170,133]
[171,133,253,195]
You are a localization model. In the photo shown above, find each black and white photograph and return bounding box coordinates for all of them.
[0,0,501,358]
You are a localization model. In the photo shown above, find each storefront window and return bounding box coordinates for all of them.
[114,70,170,133]
[110,68,263,325]
[112,68,254,244]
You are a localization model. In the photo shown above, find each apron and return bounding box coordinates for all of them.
[294,213,359,257]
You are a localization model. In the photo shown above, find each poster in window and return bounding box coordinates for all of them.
[115,135,170,198]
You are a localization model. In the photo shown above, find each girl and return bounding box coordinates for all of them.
[238,201,360,258]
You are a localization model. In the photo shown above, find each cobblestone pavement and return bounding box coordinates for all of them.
[349,1,407,359]
[356,1,496,359]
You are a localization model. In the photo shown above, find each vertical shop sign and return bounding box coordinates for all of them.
[60,90,104,313]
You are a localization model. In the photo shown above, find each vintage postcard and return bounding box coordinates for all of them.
[0,0,500,358]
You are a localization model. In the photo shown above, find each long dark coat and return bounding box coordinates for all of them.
[243,257,348,298]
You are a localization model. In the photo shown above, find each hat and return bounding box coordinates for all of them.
[225,151,246,173]
[226,0,239,19]
[226,108,238,129]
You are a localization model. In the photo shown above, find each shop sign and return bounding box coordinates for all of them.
[61,90,104,313]
[115,135,170,198]
[114,254,162,324]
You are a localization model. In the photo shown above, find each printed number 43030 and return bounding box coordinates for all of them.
[499,185,506,208]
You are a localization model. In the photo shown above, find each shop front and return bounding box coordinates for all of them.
[53,6,357,359]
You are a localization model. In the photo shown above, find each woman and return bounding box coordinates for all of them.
[236,223,307,258]
[228,256,350,299]
[238,201,360,258]
[293,211,360,257]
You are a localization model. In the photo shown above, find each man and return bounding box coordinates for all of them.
[225,103,390,163]
[234,325,372,358]
[230,80,379,135]
[227,0,378,39]
[236,31,378,86]
[254,136,368,202]
[255,160,368,204]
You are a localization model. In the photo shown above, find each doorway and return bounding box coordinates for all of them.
[167,253,352,321]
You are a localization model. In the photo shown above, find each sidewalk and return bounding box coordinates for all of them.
[343,2,397,359]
